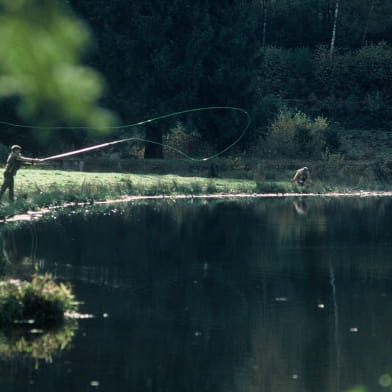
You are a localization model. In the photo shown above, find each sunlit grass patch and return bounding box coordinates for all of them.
[15,169,256,199]
[0,163,390,220]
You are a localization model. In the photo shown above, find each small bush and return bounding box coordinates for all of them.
[206,181,217,193]
[163,123,215,159]
[0,274,78,327]
[262,107,330,158]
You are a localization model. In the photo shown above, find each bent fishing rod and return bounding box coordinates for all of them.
[1,106,251,163]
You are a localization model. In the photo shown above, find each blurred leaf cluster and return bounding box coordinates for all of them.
[0,0,114,129]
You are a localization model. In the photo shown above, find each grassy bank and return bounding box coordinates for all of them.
[0,167,256,218]
[0,158,390,219]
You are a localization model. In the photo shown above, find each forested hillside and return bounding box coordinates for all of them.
[1,0,391,159]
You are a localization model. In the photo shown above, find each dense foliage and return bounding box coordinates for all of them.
[0,0,391,157]
[0,274,77,326]
[0,0,114,128]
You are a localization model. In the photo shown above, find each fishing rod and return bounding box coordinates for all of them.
[2,106,251,163]
[39,138,133,162]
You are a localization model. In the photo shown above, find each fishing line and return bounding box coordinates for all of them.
[0,106,251,162]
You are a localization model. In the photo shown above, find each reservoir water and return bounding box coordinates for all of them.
[0,197,391,392]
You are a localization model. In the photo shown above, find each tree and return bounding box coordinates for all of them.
[69,0,262,158]
[362,0,376,44]
[0,0,114,131]
[195,0,262,150]
[261,0,270,48]
[330,0,340,56]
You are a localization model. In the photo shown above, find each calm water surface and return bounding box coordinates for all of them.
[0,197,391,392]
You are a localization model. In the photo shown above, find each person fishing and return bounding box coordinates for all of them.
[292,166,311,185]
[0,145,40,203]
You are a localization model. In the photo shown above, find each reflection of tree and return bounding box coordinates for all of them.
[0,228,37,278]
[0,320,78,363]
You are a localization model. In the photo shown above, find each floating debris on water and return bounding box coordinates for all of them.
[29,329,44,334]
[13,319,35,325]
[65,312,94,320]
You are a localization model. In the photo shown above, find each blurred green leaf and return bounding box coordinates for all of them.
[343,386,367,392]
[0,0,115,130]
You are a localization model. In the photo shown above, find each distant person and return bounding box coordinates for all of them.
[292,167,311,185]
[0,145,40,203]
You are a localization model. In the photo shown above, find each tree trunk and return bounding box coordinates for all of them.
[144,123,164,159]
[329,0,340,56]
[362,0,375,44]
[261,0,268,47]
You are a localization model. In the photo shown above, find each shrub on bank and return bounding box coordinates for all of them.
[259,107,330,159]
[0,274,78,326]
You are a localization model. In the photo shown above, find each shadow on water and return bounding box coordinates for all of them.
[0,197,391,392]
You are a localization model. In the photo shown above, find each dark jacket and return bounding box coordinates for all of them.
[4,151,34,176]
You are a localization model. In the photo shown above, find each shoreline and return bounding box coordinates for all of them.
[2,191,392,224]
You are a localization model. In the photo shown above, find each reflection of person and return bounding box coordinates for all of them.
[0,145,40,202]
[293,200,308,215]
[292,167,311,185]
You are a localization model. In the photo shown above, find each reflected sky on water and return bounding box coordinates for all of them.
[0,197,391,392]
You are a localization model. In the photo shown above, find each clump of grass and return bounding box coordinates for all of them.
[189,182,203,193]
[206,181,217,193]
[0,274,78,327]
[255,181,290,193]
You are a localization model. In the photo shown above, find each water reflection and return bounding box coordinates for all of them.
[0,321,78,363]
[293,199,308,215]
[0,197,391,392]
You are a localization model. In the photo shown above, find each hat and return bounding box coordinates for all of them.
[11,145,22,151]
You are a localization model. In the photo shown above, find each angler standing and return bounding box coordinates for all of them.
[0,145,40,203]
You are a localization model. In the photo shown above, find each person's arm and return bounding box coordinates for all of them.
[292,171,299,181]
[15,153,39,166]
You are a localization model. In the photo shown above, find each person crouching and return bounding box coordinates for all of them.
[292,167,311,185]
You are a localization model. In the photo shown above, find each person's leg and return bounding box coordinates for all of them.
[0,175,10,202]
[8,176,14,202]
